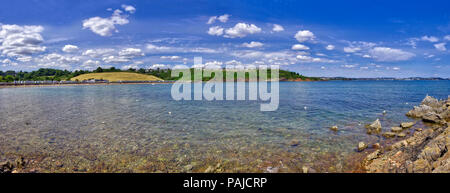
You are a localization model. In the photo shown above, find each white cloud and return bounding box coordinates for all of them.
[291,44,310,50]
[62,44,79,53]
[294,30,315,43]
[118,48,144,57]
[81,60,100,69]
[34,53,80,69]
[434,43,447,51]
[160,56,181,60]
[368,47,415,61]
[121,4,136,13]
[16,56,32,62]
[343,47,361,53]
[204,61,223,69]
[242,41,264,48]
[445,35,450,41]
[207,14,230,24]
[102,55,130,63]
[224,23,261,38]
[121,64,139,70]
[83,48,115,58]
[207,26,224,36]
[392,67,400,70]
[146,44,220,54]
[217,14,230,23]
[149,64,168,69]
[272,24,284,32]
[82,9,131,36]
[341,64,357,68]
[225,60,242,66]
[0,24,46,57]
[421,36,439,43]
[362,54,371,58]
[325,45,335,50]
[2,59,12,64]
[146,44,172,52]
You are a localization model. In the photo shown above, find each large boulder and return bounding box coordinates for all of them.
[406,105,433,118]
[421,95,442,108]
[422,112,442,124]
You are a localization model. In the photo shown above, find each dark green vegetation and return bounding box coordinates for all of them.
[0,67,318,82]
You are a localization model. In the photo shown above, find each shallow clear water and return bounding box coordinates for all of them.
[0,81,449,172]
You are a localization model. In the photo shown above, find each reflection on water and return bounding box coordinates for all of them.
[0,81,449,172]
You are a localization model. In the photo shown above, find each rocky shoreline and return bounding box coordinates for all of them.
[361,95,450,173]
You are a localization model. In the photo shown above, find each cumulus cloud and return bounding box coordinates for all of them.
[445,35,450,41]
[291,44,310,50]
[368,47,415,61]
[34,53,80,69]
[343,47,361,53]
[62,44,79,53]
[102,55,131,63]
[294,30,315,43]
[224,23,261,38]
[146,44,220,54]
[121,4,136,13]
[207,26,224,36]
[326,45,335,50]
[272,24,284,32]
[82,8,133,36]
[0,24,46,57]
[82,48,115,58]
[434,43,447,51]
[207,14,230,24]
[118,48,144,57]
[421,35,439,43]
[242,41,263,48]
[81,60,100,69]
[149,64,168,69]
[160,56,181,60]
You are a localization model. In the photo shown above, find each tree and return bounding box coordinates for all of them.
[94,67,103,73]
[0,76,3,82]
[5,75,14,82]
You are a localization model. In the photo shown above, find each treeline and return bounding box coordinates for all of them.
[0,67,318,82]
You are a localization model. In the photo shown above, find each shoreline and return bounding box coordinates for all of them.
[360,95,450,173]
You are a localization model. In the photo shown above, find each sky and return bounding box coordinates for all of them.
[0,0,449,78]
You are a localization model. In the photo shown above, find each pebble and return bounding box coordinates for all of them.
[358,142,368,152]
[330,126,338,131]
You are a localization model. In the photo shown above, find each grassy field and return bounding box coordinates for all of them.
[70,72,163,82]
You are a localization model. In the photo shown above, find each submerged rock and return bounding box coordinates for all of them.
[289,139,300,147]
[366,119,382,134]
[330,126,338,131]
[372,143,381,149]
[391,127,403,133]
[358,142,368,152]
[396,132,407,138]
[382,132,396,138]
[401,122,415,129]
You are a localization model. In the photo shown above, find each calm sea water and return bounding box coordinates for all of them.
[0,81,449,172]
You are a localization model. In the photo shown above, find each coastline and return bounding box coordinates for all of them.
[360,96,450,173]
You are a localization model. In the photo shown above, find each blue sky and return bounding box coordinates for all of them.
[0,0,449,78]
